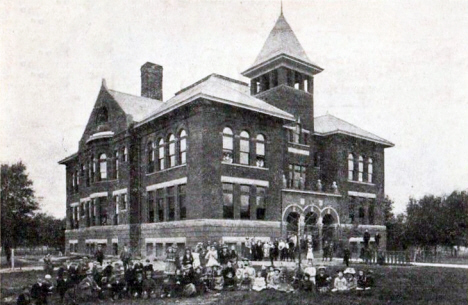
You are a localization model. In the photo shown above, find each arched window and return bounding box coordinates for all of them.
[358,156,364,182]
[99,153,107,180]
[158,138,165,170]
[239,130,250,165]
[222,127,233,163]
[168,134,176,167]
[178,130,187,165]
[256,134,265,167]
[147,141,154,173]
[368,158,373,183]
[348,154,354,181]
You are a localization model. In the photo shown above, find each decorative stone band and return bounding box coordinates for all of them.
[70,202,79,207]
[287,147,310,156]
[112,188,127,196]
[86,131,114,144]
[348,191,377,199]
[141,219,280,230]
[282,189,342,197]
[340,224,386,230]
[68,240,78,244]
[90,192,108,198]
[349,237,376,243]
[145,237,186,244]
[65,224,130,233]
[222,236,271,243]
[111,238,118,243]
[221,176,269,187]
[146,177,187,191]
[85,239,107,244]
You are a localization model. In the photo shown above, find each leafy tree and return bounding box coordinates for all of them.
[1,162,39,253]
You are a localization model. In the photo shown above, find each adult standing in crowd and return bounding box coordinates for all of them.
[363,230,371,249]
[120,245,132,271]
[95,245,105,266]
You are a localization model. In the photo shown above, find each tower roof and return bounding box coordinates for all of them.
[253,13,312,67]
[242,13,323,78]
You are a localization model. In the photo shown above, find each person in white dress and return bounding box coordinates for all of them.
[306,244,314,265]
[191,249,201,269]
[205,246,219,267]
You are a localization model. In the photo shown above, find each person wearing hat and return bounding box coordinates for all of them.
[315,266,331,293]
[77,269,101,302]
[56,269,73,302]
[266,267,281,290]
[229,245,238,265]
[219,246,230,266]
[344,268,357,290]
[222,261,236,290]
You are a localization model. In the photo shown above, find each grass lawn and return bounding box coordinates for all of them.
[1,264,467,305]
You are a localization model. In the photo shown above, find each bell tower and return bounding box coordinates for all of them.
[241,12,323,133]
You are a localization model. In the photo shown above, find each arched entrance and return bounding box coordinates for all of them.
[304,211,319,250]
[322,213,336,243]
[286,212,300,235]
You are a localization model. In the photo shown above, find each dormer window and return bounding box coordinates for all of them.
[96,106,108,124]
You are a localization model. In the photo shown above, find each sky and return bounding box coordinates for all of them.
[1,0,467,218]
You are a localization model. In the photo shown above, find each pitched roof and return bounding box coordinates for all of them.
[137,74,295,126]
[107,89,163,122]
[314,114,394,147]
[251,13,316,68]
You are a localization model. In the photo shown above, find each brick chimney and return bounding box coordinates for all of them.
[141,62,163,100]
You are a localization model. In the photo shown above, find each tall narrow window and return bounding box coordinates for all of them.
[222,127,233,163]
[256,187,266,220]
[368,200,375,224]
[114,150,119,179]
[239,131,250,165]
[240,185,250,219]
[179,130,187,165]
[168,134,176,167]
[71,172,75,192]
[348,154,354,181]
[368,158,373,183]
[158,138,165,170]
[179,184,186,220]
[148,191,155,223]
[122,146,128,162]
[88,158,93,185]
[256,134,265,167]
[288,164,306,189]
[167,186,175,221]
[99,154,107,180]
[147,141,154,173]
[113,195,119,225]
[222,183,234,219]
[156,189,164,221]
[121,194,127,210]
[358,156,364,182]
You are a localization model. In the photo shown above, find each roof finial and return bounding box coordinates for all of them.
[280,0,283,15]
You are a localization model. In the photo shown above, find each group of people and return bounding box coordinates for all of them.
[15,236,378,304]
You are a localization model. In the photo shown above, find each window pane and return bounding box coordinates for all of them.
[223,183,233,219]
[256,142,265,156]
[223,136,233,150]
[240,139,249,152]
[240,185,250,219]
[240,152,249,165]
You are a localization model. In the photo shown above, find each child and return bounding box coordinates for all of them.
[331,271,348,292]
[252,272,267,291]
[306,244,314,265]
[213,267,225,291]
[142,271,157,299]
[266,268,281,290]
[205,246,220,267]
[365,270,374,290]
[223,261,236,290]
[356,270,367,291]
[303,261,317,284]
[301,274,315,292]
[277,267,294,293]
[315,266,331,293]
[344,268,357,290]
